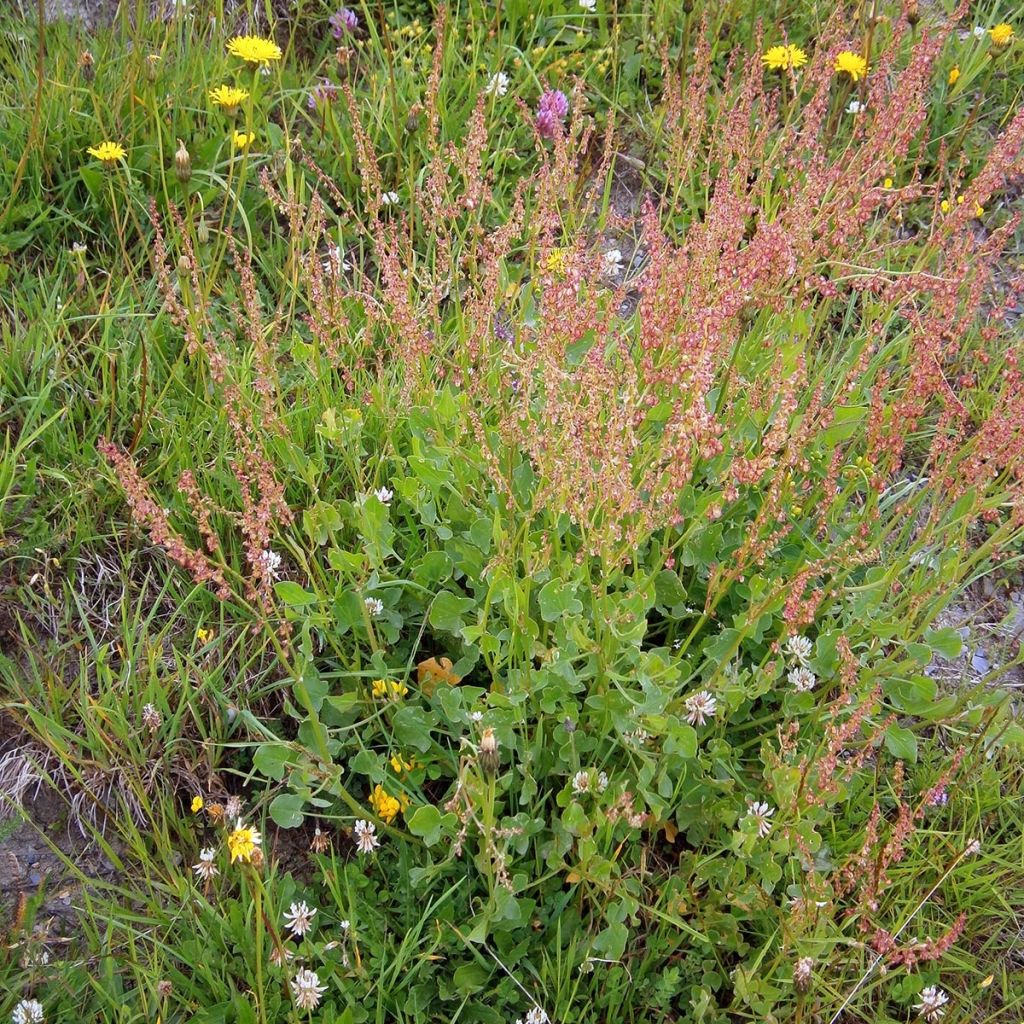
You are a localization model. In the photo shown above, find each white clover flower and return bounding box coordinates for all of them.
[785,635,813,665]
[793,955,814,988]
[322,244,351,276]
[601,248,624,277]
[11,1001,45,1024]
[192,847,219,882]
[258,549,282,579]
[380,190,400,206]
[269,945,294,967]
[283,900,317,937]
[745,801,774,838]
[354,818,379,854]
[685,690,717,726]
[572,770,590,794]
[846,99,865,114]
[914,986,949,1021]
[579,0,596,11]
[485,71,510,97]
[597,771,609,793]
[516,1009,549,1024]
[290,968,327,1011]
[373,485,394,505]
[365,596,384,617]
[788,666,816,692]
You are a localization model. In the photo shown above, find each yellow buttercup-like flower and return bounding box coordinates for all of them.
[371,678,409,699]
[369,784,403,824]
[232,131,256,150]
[227,821,262,863]
[948,65,960,85]
[227,35,283,65]
[87,141,126,165]
[191,795,204,813]
[761,44,809,71]
[834,51,868,81]
[209,84,250,113]
[989,23,1014,48]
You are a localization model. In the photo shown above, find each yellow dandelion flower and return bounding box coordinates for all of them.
[227,821,262,863]
[989,23,1014,48]
[369,784,402,824]
[232,131,256,150]
[371,679,409,700]
[834,50,868,81]
[542,247,570,276]
[191,795,204,813]
[884,177,894,188]
[209,84,250,113]
[948,65,960,85]
[761,44,809,71]
[227,35,283,65]
[87,141,126,165]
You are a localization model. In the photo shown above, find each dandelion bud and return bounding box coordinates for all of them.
[406,103,423,133]
[479,727,499,774]
[145,53,161,82]
[905,2,919,27]
[249,846,265,869]
[197,214,210,246]
[682,0,693,12]
[78,50,95,82]
[176,254,190,277]
[175,139,192,183]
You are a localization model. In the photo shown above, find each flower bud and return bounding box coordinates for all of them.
[197,214,210,246]
[145,53,161,82]
[176,254,190,277]
[175,139,191,183]
[78,50,95,83]
[478,727,499,774]
[904,0,919,26]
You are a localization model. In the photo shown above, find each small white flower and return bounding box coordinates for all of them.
[572,770,590,794]
[373,486,393,505]
[914,986,949,1022]
[322,244,351,275]
[685,690,717,726]
[788,666,816,692]
[600,248,625,278]
[141,702,162,731]
[485,71,510,97]
[380,190,400,206]
[354,818,380,854]
[579,0,596,10]
[470,710,484,723]
[745,801,774,838]
[973,25,986,38]
[524,1008,549,1024]
[290,968,327,1011]
[785,635,813,665]
[11,1000,45,1024]
[793,956,814,988]
[846,99,865,114]
[224,795,244,821]
[259,64,272,77]
[258,549,282,579]
[339,919,350,931]
[283,900,317,937]
[964,838,981,856]
[365,596,384,617]
[192,847,219,882]
[269,945,294,967]
[71,241,87,255]
[597,770,609,793]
